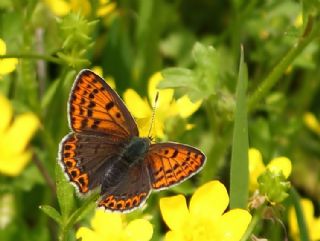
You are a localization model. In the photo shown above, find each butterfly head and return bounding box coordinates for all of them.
[124,137,151,162]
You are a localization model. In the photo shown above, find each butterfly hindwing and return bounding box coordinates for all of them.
[68,70,138,140]
[98,161,151,212]
[146,143,206,190]
[59,133,125,194]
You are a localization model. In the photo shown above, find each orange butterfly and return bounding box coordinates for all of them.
[59,70,206,212]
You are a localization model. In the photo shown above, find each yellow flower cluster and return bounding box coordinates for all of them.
[160,181,252,241]
[124,72,202,138]
[43,0,116,18]
[289,198,320,241]
[77,181,251,241]
[248,148,292,191]
[76,210,153,241]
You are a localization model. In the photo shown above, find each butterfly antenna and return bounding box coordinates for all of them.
[148,91,159,139]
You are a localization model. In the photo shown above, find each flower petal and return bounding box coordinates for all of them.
[219,209,252,241]
[0,39,6,55]
[97,2,117,17]
[160,195,189,231]
[0,58,18,75]
[311,218,320,240]
[76,227,104,241]
[3,113,39,154]
[165,230,185,241]
[70,0,91,16]
[248,148,265,191]
[175,95,202,118]
[0,150,32,176]
[148,72,173,107]
[303,112,320,135]
[91,210,123,236]
[44,0,71,16]
[125,219,153,241]
[289,199,316,241]
[0,95,13,133]
[267,157,292,178]
[190,181,229,220]
[124,89,151,119]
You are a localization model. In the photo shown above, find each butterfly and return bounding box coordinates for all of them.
[58,69,206,213]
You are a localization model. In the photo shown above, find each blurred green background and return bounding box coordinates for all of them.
[0,0,320,240]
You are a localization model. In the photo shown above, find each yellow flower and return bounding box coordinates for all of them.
[123,72,202,138]
[294,13,303,28]
[96,0,117,17]
[76,209,153,241]
[303,112,320,135]
[289,198,320,241]
[0,95,39,176]
[91,66,116,89]
[160,181,252,241]
[248,148,292,191]
[0,39,18,77]
[44,0,91,17]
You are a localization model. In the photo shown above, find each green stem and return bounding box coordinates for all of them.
[240,206,264,241]
[248,15,320,111]
[0,53,62,64]
[289,187,310,241]
[59,192,100,241]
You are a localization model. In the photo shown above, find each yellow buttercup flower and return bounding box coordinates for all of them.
[0,95,39,176]
[76,209,153,241]
[160,181,252,241]
[303,112,320,135]
[289,198,320,241]
[123,72,202,138]
[0,39,18,77]
[44,0,91,17]
[248,148,292,191]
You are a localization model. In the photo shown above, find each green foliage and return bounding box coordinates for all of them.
[0,0,320,241]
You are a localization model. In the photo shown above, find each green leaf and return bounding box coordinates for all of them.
[289,188,311,241]
[39,205,62,225]
[160,42,220,102]
[229,46,249,209]
[56,163,75,220]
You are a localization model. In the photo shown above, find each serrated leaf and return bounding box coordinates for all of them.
[39,205,62,224]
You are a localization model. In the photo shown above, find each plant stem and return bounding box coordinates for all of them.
[240,207,263,241]
[289,187,310,241]
[59,192,100,241]
[248,16,320,111]
[0,53,62,64]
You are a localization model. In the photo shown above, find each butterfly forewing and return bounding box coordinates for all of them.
[68,70,138,139]
[146,143,206,190]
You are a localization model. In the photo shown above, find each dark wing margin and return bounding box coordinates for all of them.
[146,142,206,190]
[68,69,139,139]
